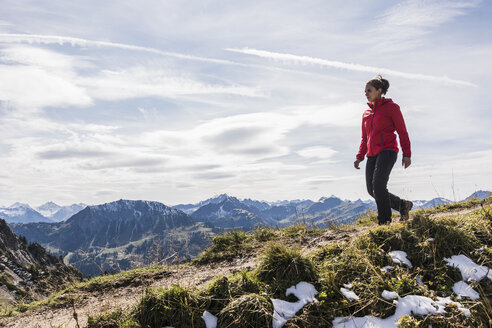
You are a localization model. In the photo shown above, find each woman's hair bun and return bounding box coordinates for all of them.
[367,75,390,95]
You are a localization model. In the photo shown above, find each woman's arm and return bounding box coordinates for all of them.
[355,114,368,165]
[391,104,412,168]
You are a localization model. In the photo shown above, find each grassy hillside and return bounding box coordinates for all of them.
[2,197,491,327]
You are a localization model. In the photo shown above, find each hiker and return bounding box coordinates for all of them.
[353,75,413,225]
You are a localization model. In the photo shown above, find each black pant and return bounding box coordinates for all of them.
[366,150,402,223]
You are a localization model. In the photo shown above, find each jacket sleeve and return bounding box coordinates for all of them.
[391,104,411,157]
[356,114,367,161]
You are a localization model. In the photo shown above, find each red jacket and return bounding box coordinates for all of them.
[356,97,411,160]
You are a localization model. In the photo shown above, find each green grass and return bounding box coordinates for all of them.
[195,230,254,264]
[1,265,170,316]
[199,270,267,315]
[6,198,492,327]
[256,243,318,297]
[88,308,139,328]
[133,285,205,328]
[217,293,273,328]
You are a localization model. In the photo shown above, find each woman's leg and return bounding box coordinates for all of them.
[365,156,377,199]
[371,150,398,224]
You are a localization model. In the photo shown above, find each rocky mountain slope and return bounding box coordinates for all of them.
[10,200,215,276]
[0,219,83,306]
[191,196,277,229]
[186,194,373,230]
[2,197,490,327]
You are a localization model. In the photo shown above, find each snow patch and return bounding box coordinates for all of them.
[388,251,412,267]
[444,254,492,282]
[381,265,394,273]
[333,294,470,328]
[272,281,318,328]
[340,288,359,301]
[202,311,218,328]
[381,290,399,300]
[452,281,480,300]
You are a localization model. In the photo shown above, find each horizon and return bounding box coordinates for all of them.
[1,1,491,206]
[2,189,490,209]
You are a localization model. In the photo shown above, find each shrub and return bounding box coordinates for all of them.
[410,213,480,260]
[355,210,378,226]
[133,285,205,328]
[201,276,231,314]
[253,227,276,242]
[196,230,252,264]
[256,243,318,296]
[217,294,273,328]
[200,270,268,316]
[228,270,266,297]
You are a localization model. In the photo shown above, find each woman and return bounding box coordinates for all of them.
[353,75,413,225]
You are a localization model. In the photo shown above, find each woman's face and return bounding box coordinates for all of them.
[365,83,382,103]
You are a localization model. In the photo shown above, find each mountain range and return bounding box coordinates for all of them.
[0,202,86,224]
[3,190,490,225]
[4,190,490,276]
[10,200,214,276]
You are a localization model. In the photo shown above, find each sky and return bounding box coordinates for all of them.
[0,0,491,207]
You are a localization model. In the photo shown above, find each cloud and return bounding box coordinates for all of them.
[0,45,87,70]
[297,146,338,160]
[79,157,166,171]
[38,149,113,159]
[192,172,235,180]
[0,65,92,109]
[381,0,480,28]
[0,44,263,111]
[375,0,482,50]
[0,45,92,108]
[225,47,477,87]
[80,67,263,101]
[0,33,237,65]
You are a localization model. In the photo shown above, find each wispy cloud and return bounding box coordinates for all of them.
[80,67,263,100]
[0,44,263,110]
[374,0,482,50]
[225,47,477,87]
[0,33,236,65]
[297,146,338,160]
[381,0,480,28]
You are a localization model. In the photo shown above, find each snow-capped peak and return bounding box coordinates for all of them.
[8,202,32,209]
[36,202,62,217]
[318,195,340,202]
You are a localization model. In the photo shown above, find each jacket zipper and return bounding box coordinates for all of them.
[370,102,376,131]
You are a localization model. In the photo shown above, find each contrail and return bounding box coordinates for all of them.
[226,47,477,87]
[0,33,237,65]
[1,34,474,87]
[0,33,334,79]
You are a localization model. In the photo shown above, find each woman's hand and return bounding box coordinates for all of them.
[354,159,362,170]
[402,157,411,169]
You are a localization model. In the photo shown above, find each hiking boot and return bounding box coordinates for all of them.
[378,218,392,225]
[400,200,413,221]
